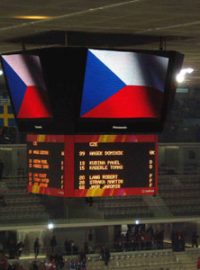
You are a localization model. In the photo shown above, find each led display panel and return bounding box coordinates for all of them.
[65,134,158,197]
[27,134,65,196]
[1,55,52,123]
[1,47,183,134]
[27,134,158,197]
[80,50,168,119]
[78,49,184,133]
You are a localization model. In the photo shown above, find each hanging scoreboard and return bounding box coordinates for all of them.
[27,134,158,197]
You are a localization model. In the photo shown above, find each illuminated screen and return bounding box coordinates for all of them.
[1,47,183,134]
[65,134,158,197]
[27,135,64,197]
[1,55,52,119]
[80,49,168,119]
[78,49,183,133]
[27,134,158,197]
[74,143,155,188]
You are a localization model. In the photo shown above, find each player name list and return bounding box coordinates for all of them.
[28,142,64,189]
[74,142,156,190]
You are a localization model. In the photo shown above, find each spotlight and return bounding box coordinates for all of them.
[47,222,54,230]
[176,67,194,83]
[135,219,140,225]
[185,67,194,74]
[176,73,185,83]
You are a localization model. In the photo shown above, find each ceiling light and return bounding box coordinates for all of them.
[13,15,51,20]
[185,67,194,74]
[176,67,194,83]
[47,222,54,230]
[0,70,3,76]
[176,73,185,83]
[135,219,140,225]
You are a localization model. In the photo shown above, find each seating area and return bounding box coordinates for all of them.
[158,174,200,217]
[2,169,200,222]
[1,142,200,223]
[90,171,200,220]
[0,176,49,224]
[80,249,198,270]
[9,248,199,270]
[95,197,154,219]
[159,93,200,143]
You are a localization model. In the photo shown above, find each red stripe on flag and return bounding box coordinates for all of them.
[17,86,52,118]
[82,85,164,118]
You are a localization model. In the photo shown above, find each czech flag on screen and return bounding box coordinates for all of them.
[80,49,169,118]
[1,55,52,119]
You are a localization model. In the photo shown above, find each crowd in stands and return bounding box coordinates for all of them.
[0,227,199,270]
[113,225,200,254]
[114,225,164,252]
[0,244,87,270]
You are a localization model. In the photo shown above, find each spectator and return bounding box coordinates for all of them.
[45,256,56,270]
[23,235,30,255]
[101,246,110,266]
[79,250,86,265]
[197,256,200,270]
[0,195,6,207]
[69,259,76,270]
[0,159,4,181]
[88,231,93,242]
[0,181,7,207]
[80,259,86,270]
[0,250,8,270]
[192,232,199,248]
[16,241,24,257]
[30,261,39,270]
[55,254,64,270]
[0,242,3,252]
[7,237,16,259]
[34,238,40,259]
[64,238,70,255]
[70,240,76,255]
[50,235,57,254]
[12,262,25,270]
[37,261,46,270]
[83,242,89,254]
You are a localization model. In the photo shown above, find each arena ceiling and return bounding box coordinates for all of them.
[0,0,200,87]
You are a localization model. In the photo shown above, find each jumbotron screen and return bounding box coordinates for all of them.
[80,50,168,119]
[1,48,183,134]
[27,134,158,197]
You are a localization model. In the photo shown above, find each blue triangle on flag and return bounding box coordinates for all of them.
[80,50,125,116]
[1,58,27,115]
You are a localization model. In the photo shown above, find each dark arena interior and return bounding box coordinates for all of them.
[1,1,200,270]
